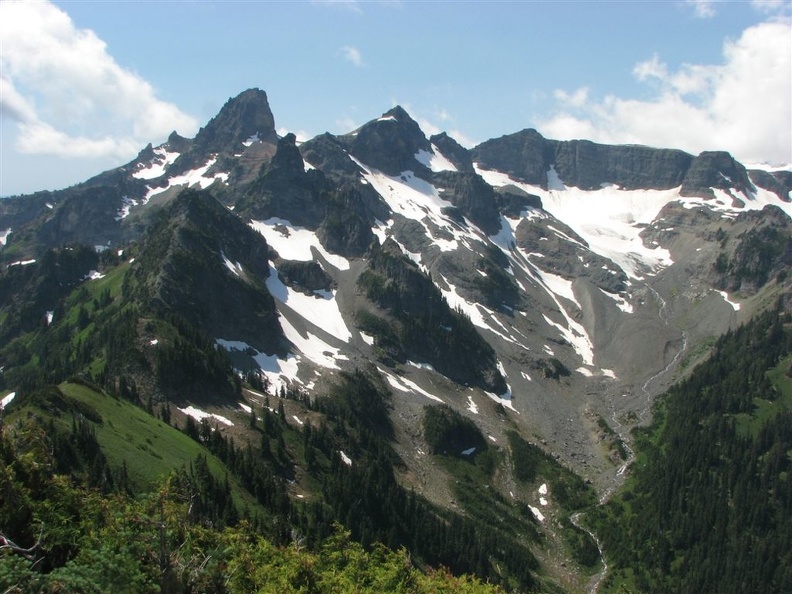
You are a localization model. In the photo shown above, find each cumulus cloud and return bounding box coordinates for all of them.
[0,0,197,159]
[339,45,365,67]
[540,20,792,165]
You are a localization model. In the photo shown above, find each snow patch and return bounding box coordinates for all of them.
[221,253,244,278]
[216,338,302,388]
[0,228,11,246]
[466,395,479,414]
[531,267,594,366]
[132,147,180,180]
[529,506,545,522]
[414,146,458,173]
[461,446,476,456]
[242,132,260,147]
[179,405,234,427]
[278,314,347,371]
[46,311,54,325]
[599,287,634,314]
[250,218,350,271]
[350,157,464,253]
[144,156,227,202]
[408,360,435,371]
[484,390,517,412]
[1,392,16,409]
[339,451,352,466]
[265,264,351,342]
[717,290,741,311]
[115,196,139,221]
[383,370,443,403]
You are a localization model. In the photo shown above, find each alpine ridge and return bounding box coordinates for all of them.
[1,87,790,593]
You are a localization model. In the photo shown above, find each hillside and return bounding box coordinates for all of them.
[1,87,791,592]
[590,302,792,593]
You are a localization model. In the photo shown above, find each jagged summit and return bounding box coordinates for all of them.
[346,105,432,176]
[194,88,278,153]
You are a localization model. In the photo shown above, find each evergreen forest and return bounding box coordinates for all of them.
[592,302,792,593]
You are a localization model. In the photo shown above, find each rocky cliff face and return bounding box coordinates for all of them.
[472,129,697,191]
[194,88,278,155]
[345,106,432,177]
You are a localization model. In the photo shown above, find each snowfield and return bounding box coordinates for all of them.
[250,218,350,271]
[414,146,458,173]
[265,264,351,343]
[477,165,676,280]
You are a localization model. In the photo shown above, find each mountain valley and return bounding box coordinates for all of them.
[1,88,790,593]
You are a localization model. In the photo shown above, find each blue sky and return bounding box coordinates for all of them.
[1,0,790,197]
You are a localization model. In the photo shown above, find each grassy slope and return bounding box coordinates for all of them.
[12,381,263,515]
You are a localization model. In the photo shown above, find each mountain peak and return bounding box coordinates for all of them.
[193,88,278,153]
[382,105,413,122]
[347,105,430,176]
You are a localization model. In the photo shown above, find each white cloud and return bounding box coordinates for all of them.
[339,45,365,67]
[541,20,792,166]
[554,87,589,108]
[751,0,788,13]
[276,127,312,143]
[0,0,197,159]
[686,0,717,18]
[335,117,360,133]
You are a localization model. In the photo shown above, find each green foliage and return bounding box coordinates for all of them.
[472,244,520,310]
[595,304,792,593]
[717,224,792,289]
[154,313,239,401]
[422,404,486,455]
[507,431,596,511]
[560,517,601,569]
[0,399,505,594]
[538,357,571,380]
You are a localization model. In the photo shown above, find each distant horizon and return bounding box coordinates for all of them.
[1,0,790,197]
